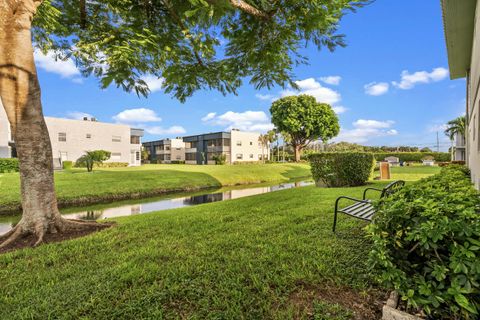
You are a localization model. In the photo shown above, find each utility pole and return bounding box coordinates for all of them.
[436,131,440,152]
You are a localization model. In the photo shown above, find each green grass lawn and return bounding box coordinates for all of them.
[0,166,440,319]
[0,163,311,213]
[0,183,390,319]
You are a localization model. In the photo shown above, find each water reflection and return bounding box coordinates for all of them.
[0,180,312,235]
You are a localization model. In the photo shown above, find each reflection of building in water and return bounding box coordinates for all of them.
[80,211,103,221]
[185,193,225,205]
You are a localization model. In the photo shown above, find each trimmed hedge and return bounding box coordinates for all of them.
[95,162,129,168]
[368,165,480,318]
[373,152,450,162]
[309,152,375,187]
[62,161,73,170]
[0,158,19,173]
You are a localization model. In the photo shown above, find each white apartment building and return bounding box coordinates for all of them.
[0,102,13,158]
[143,138,185,163]
[442,0,480,187]
[0,102,143,167]
[45,117,143,167]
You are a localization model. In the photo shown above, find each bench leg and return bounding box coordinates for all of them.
[332,211,338,233]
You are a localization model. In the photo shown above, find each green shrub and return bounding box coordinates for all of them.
[367,165,480,318]
[170,160,185,164]
[212,154,227,165]
[95,162,129,168]
[0,158,19,173]
[62,161,73,170]
[373,152,450,162]
[309,152,375,187]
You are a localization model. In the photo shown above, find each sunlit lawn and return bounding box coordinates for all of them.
[0,165,441,319]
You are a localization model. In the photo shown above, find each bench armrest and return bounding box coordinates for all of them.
[335,196,370,213]
[362,187,383,200]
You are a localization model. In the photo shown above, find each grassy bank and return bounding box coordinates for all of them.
[0,163,311,214]
[0,183,391,319]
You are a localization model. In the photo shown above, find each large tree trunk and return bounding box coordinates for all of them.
[0,0,98,248]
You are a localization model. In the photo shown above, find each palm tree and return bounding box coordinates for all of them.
[258,133,274,163]
[444,116,466,161]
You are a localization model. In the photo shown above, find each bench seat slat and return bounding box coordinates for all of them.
[332,180,405,232]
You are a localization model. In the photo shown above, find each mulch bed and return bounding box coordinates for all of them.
[0,222,114,254]
[285,280,388,320]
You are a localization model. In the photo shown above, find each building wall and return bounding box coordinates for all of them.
[144,138,185,163]
[230,130,269,163]
[0,100,11,158]
[45,117,142,166]
[467,3,480,187]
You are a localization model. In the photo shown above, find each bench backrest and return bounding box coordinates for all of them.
[380,180,405,198]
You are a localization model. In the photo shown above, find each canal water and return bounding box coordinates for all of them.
[0,180,313,236]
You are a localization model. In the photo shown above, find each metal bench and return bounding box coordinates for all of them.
[333,180,405,232]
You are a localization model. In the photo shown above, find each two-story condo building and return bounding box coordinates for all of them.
[143,138,185,163]
[182,129,269,165]
[441,0,480,187]
[0,102,144,167]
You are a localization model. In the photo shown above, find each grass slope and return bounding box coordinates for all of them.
[0,184,388,319]
[0,163,311,213]
[0,167,439,319]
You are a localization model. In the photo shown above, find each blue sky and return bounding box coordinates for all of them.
[35,0,465,151]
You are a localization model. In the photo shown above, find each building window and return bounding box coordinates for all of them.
[165,154,171,161]
[236,141,242,146]
[259,154,263,160]
[86,134,92,139]
[130,136,140,144]
[186,153,196,161]
[58,132,66,142]
[155,145,164,153]
[236,154,243,160]
[250,141,253,145]
[249,154,254,159]
[165,146,171,151]
[176,155,181,160]
[136,151,140,161]
[223,139,231,147]
[112,136,121,142]
[111,152,121,160]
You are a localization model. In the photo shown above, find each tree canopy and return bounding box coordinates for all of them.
[33,0,368,101]
[270,94,339,161]
[444,116,466,140]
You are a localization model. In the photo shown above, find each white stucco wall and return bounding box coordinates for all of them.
[230,130,269,163]
[45,117,142,166]
[467,2,480,188]
[0,100,12,158]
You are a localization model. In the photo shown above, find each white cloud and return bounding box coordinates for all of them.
[319,76,341,86]
[66,111,93,120]
[202,110,273,132]
[144,125,186,135]
[34,50,81,82]
[255,93,274,101]
[140,75,165,93]
[427,123,448,133]
[364,82,389,96]
[392,67,449,90]
[113,108,162,123]
[354,119,394,129]
[201,112,217,122]
[334,119,398,143]
[332,106,348,114]
[280,78,341,105]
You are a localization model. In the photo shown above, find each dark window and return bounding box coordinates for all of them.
[136,152,140,161]
[58,132,66,142]
[86,134,92,139]
[130,136,140,144]
[186,153,196,161]
[112,136,121,142]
